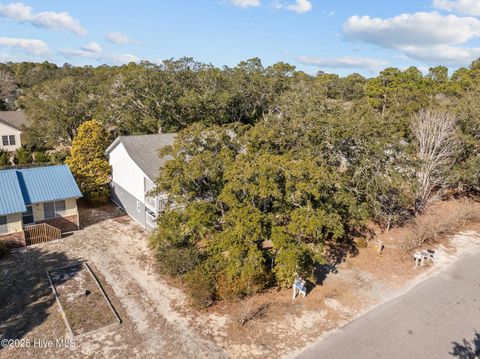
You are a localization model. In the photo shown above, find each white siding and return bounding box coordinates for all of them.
[0,122,21,151]
[108,142,146,203]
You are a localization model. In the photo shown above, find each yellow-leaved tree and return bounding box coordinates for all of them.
[66,120,111,205]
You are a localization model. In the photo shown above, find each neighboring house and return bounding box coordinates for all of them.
[0,111,27,152]
[0,165,82,246]
[105,134,176,231]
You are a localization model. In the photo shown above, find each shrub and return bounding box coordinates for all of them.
[355,237,368,249]
[155,245,203,277]
[0,149,10,167]
[13,147,32,165]
[184,265,216,309]
[402,202,480,252]
[33,151,50,163]
[49,149,70,164]
[82,184,110,206]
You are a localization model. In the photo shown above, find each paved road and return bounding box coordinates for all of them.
[298,251,480,359]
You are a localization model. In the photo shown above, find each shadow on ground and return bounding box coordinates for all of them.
[311,238,359,287]
[0,247,83,345]
[78,201,126,229]
[450,331,480,358]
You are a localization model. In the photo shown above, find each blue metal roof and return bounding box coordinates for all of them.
[0,165,82,216]
[0,170,26,216]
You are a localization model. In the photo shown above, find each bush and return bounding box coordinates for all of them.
[0,241,8,259]
[33,151,50,163]
[49,149,70,164]
[0,149,10,167]
[83,185,110,206]
[155,245,203,277]
[184,265,216,309]
[13,147,32,165]
[402,202,480,252]
[355,237,368,249]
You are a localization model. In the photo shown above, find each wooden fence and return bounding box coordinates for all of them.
[24,223,62,246]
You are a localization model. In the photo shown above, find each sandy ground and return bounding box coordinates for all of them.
[0,200,479,359]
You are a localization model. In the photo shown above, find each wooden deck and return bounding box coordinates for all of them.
[24,223,62,246]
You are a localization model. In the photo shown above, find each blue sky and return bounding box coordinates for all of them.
[1,0,480,76]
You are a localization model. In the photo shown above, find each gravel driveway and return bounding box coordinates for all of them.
[0,204,225,359]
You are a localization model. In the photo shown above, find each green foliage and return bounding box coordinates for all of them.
[33,151,50,163]
[21,75,99,146]
[151,117,372,305]
[184,264,216,309]
[49,150,69,164]
[6,57,480,306]
[0,149,10,167]
[66,120,111,205]
[13,147,33,165]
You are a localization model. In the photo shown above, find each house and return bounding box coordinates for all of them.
[0,111,27,151]
[105,134,176,231]
[0,164,82,246]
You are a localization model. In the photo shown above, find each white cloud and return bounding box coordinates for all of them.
[286,0,312,14]
[433,0,480,16]
[230,0,261,7]
[0,2,86,35]
[60,45,138,65]
[81,42,102,53]
[343,12,480,65]
[344,12,480,47]
[105,31,141,45]
[298,55,389,71]
[0,36,48,55]
[402,44,480,64]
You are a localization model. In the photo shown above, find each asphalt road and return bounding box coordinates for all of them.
[298,251,480,359]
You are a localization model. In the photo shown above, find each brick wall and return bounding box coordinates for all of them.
[38,215,79,233]
[0,231,26,247]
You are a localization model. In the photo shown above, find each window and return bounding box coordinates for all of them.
[0,216,7,234]
[43,200,66,219]
[22,206,34,225]
[43,202,55,219]
[1,135,16,146]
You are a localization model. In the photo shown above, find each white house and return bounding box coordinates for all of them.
[0,111,27,152]
[105,133,176,231]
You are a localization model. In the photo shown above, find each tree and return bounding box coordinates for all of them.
[66,120,111,205]
[411,110,458,211]
[20,76,99,146]
[450,90,480,193]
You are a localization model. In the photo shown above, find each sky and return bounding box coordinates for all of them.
[1,0,480,76]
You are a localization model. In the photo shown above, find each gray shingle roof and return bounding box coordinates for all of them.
[106,133,176,181]
[0,111,28,131]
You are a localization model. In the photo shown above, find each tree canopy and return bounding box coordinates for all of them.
[3,57,480,306]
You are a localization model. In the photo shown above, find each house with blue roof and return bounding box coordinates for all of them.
[0,164,82,246]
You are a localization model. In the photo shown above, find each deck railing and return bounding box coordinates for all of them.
[24,223,62,246]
